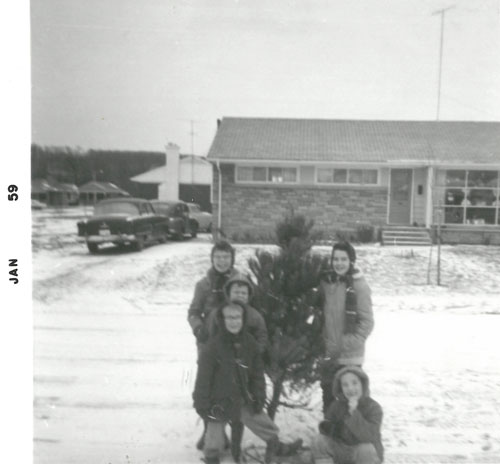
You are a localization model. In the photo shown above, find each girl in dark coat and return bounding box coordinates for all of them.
[312,366,384,464]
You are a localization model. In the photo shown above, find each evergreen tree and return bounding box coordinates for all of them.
[248,212,327,419]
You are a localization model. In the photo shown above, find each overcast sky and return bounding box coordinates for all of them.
[31,0,500,154]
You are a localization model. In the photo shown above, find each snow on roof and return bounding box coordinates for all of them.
[207,117,500,165]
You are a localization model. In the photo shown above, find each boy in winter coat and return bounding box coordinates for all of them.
[188,240,240,450]
[311,366,383,464]
[207,272,268,354]
[193,302,302,464]
[188,240,239,350]
[318,242,374,413]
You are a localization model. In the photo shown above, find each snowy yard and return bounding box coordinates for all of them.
[32,208,500,463]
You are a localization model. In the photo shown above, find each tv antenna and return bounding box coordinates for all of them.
[432,5,455,121]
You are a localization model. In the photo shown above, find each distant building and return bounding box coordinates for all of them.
[78,181,130,205]
[130,143,213,212]
[31,178,79,206]
[207,117,500,245]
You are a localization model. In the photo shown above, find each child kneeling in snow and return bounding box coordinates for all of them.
[311,366,384,464]
[193,301,302,464]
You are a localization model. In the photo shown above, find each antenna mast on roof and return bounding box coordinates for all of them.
[432,5,455,121]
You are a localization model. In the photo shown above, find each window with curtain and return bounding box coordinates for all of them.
[435,169,500,225]
[316,167,378,185]
[236,166,297,183]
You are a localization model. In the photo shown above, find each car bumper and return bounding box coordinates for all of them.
[82,234,137,244]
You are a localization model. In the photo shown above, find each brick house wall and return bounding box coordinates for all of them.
[213,164,388,238]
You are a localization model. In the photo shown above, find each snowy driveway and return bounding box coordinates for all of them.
[33,222,500,463]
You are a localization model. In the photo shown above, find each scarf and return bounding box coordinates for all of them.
[211,268,232,306]
[321,268,358,334]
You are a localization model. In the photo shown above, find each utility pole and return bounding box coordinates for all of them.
[432,5,455,121]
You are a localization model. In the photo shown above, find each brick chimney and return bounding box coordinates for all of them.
[159,142,180,200]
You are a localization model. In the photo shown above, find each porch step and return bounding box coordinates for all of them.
[382,226,432,246]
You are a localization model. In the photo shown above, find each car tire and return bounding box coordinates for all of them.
[87,242,99,254]
[190,222,198,238]
[132,236,144,252]
[158,231,168,244]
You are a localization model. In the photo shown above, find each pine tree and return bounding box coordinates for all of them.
[248,212,327,420]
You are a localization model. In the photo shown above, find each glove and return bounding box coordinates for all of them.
[252,399,265,415]
[196,408,210,420]
[194,324,209,343]
[319,420,333,436]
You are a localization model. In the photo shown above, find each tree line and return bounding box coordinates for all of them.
[31,144,165,198]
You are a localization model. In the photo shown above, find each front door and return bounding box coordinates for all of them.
[389,169,412,224]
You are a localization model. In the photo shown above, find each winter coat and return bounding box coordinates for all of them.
[319,269,374,365]
[206,273,268,353]
[192,306,266,423]
[320,366,384,462]
[187,267,240,335]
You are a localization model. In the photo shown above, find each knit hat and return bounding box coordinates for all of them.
[223,273,254,301]
[211,240,235,268]
[216,301,247,337]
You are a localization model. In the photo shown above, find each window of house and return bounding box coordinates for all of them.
[435,169,500,225]
[316,167,378,185]
[236,166,297,183]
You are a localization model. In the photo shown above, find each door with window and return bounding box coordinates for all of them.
[389,169,412,224]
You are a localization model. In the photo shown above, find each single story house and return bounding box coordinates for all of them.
[130,143,213,212]
[78,181,130,205]
[31,178,79,206]
[207,117,500,244]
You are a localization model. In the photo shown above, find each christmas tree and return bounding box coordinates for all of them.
[248,211,327,419]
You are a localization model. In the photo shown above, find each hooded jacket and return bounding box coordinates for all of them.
[188,267,240,334]
[192,304,266,423]
[321,366,384,461]
[206,273,268,353]
[319,269,374,365]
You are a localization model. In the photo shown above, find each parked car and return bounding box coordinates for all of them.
[187,202,212,232]
[31,199,47,210]
[150,200,198,239]
[77,198,169,253]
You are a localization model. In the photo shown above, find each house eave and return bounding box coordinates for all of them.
[208,157,500,169]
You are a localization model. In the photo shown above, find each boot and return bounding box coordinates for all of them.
[196,420,207,450]
[230,421,244,463]
[278,438,303,457]
[203,456,220,464]
[265,436,304,463]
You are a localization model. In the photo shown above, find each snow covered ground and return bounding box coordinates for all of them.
[32,208,500,463]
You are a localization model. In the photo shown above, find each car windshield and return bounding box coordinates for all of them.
[94,202,139,216]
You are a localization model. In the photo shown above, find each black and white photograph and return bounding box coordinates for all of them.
[3,0,500,463]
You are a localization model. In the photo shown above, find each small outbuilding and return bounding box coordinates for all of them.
[130,143,213,212]
[31,178,79,206]
[78,181,130,205]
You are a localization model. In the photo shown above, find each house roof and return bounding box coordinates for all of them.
[78,181,129,195]
[130,156,212,184]
[207,117,500,165]
[31,178,78,194]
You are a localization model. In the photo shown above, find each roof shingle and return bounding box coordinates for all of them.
[207,117,500,164]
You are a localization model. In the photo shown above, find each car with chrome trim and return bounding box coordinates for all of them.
[77,198,169,253]
[149,200,198,239]
[186,202,212,232]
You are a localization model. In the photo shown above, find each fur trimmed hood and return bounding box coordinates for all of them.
[332,365,371,399]
[223,272,255,301]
